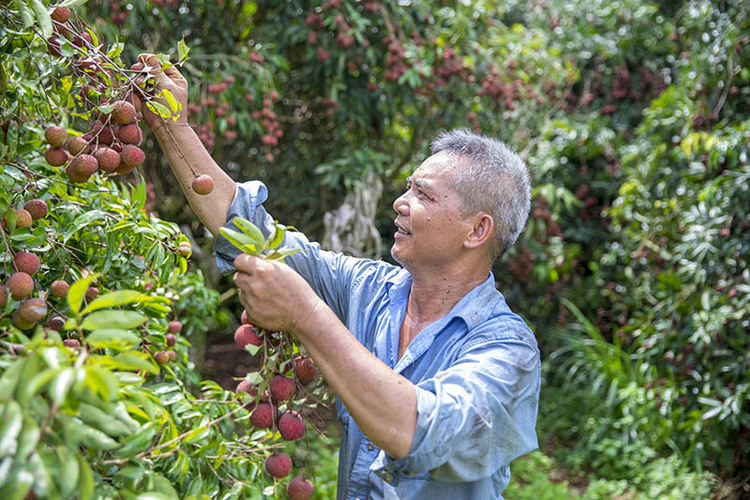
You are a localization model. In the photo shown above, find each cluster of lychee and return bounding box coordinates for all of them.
[151,319,181,365]
[233,310,317,499]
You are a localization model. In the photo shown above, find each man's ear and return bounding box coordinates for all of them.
[464,212,494,250]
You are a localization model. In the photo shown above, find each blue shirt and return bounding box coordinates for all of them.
[216,181,541,499]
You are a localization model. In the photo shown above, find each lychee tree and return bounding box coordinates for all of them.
[0,4,325,498]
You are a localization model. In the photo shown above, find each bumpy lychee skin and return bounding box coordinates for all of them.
[119,144,145,168]
[234,324,262,350]
[93,147,121,172]
[165,333,177,347]
[168,320,182,333]
[111,100,137,125]
[65,135,89,156]
[7,272,34,300]
[264,452,292,479]
[117,123,142,145]
[154,350,170,364]
[23,199,48,220]
[45,147,69,167]
[250,402,277,429]
[44,125,68,147]
[192,174,214,195]
[278,410,305,441]
[14,209,33,229]
[50,280,70,298]
[51,7,71,23]
[90,121,115,146]
[269,374,296,402]
[13,252,40,275]
[17,298,47,324]
[293,356,317,384]
[66,154,99,183]
[287,476,314,500]
[0,285,7,308]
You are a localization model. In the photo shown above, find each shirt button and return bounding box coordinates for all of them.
[367,443,374,451]
[382,472,393,483]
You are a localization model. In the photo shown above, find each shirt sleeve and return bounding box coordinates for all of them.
[214,180,375,322]
[381,329,541,482]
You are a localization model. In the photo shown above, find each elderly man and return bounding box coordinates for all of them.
[140,54,540,499]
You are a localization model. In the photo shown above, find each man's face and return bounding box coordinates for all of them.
[390,152,474,271]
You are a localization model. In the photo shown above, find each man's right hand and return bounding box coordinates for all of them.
[131,53,189,131]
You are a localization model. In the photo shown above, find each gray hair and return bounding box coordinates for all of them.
[431,129,532,261]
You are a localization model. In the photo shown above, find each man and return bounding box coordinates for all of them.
[139,54,540,499]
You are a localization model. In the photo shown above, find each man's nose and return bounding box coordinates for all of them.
[393,193,409,215]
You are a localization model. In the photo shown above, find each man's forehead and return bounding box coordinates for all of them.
[411,152,466,179]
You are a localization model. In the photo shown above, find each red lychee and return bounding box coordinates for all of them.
[166,350,177,361]
[278,410,305,441]
[154,350,170,364]
[89,121,115,146]
[111,100,137,125]
[192,174,214,195]
[44,125,68,147]
[14,209,33,229]
[66,154,99,183]
[65,135,89,156]
[234,324,262,350]
[117,123,143,145]
[165,333,177,346]
[48,313,66,332]
[7,272,34,300]
[50,280,69,298]
[23,199,48,220]
[63,338,80,349]
[264,452,292,479]
[168,320,182,333]
[51,7,71,23]
[287,476,314,500]
[17,297,47,324]
[13,252,40,275]
[119,144,145,168]
[44,147,68,167]
[293,356,317,384]
[235,379,257,396]
[85,286,99,301]
[269,374,296,402]
[0,285,6,308]
[250,402,277,429]
[93,147,121,172]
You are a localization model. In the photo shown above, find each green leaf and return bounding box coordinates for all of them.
[77,454,94,500]
[146,100,172,119]
[232,217,265,245]
[110,352,159,374]
[68,275,99,317]
[81,310,146,331]
[50,368,75,405]
[161,89,181,115]
[82,290,149,315]
[15,0,34,28]
[57,446,80,498]
[86,329,140,350]
[218,227,258,255]
[267,222,286,250]
[63,210,107,244]
[182,422,211,444]
[78,402,133,438]
[0,400,23,458]
[27,0,52,38]
[177,36,190,63]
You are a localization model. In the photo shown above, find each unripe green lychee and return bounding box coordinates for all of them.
[264,452,292,479]
[168,320,182,333]
[14,209,33,229]
[51,7,71,23]
[66,154,98,183]
[50,280,70,298]
[65,135,89,155]
[63,338,80,349]
[44,125,68,147]
[13,252,40,275]
[45,147,69,166]
[278,410,305,441]
[93,147,121,172]
[287,476,314,500]
[234,324,262,350]
[7,272,34,300]
[192,174,214,195]
[111,100,137,125]
[17,297,47,324]
[269,374,296,402]
[119,144,145,168]
[250,402,277,429]
[117,123,142,145]
[23,199,48,220]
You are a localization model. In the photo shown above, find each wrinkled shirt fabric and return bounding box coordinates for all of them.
[215,181,541,500]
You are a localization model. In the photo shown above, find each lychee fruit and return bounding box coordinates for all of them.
[44,147,69,167]
[17,297,47,324]
[63,338,80,349]
[177,241,192,257]
[269,374,296,402]
[48,313,66,331]
[89,121,115,146]
[293,356,317,384]
[13,252,40,275]
[165,333,177,346]
[93,147,121,172]
[192,174,214,195]
[166,350,177,361]
[85,286,99,301]
[14,209,33,229]
[264,452,292,479]
[12,309,36,330]
[44,125,68,147]
[7,272,34,300]
[234,324,262,350]
[111,100,137,125]
[50,280,69,298]
[117,124,142,145]
[287,476,314,500]
[250,402,277,429]
[23,199,48,220]
[51,7,71,23]
[66,154,99,183]
[154,350,170,364]
[235,379,257,396]
[119,144,145,168]
[168,320,182,333]
[278,410,305,441]
[65,135,89,155]
[0,285,6,308]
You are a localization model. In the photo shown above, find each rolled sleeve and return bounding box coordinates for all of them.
[382,334,540,481]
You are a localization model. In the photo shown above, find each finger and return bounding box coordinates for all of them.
[234,254,258,273]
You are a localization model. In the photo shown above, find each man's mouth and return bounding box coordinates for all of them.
[394,221,411,235]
